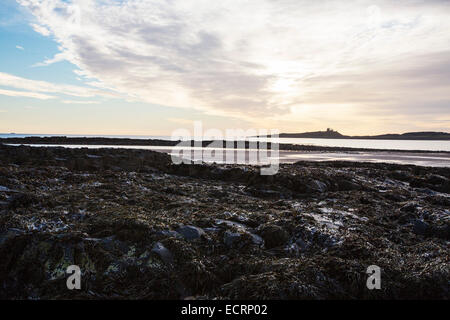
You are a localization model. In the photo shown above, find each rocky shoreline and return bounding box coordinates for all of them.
[0,144,449,299]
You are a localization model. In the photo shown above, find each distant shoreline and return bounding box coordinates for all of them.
[258,129,450,140]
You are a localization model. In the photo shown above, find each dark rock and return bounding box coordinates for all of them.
[336,179,360,191]
[426,174,448,185]
[246,188,282,199]
[432,224,450,240]
[409,178,426,189]
[223,231,242,248]
[176,225,205,241]
[383,192,407,202]
[8,193,39,209]
[156,230,182,239]
[258,225,290,249]
[425,196,450,207]
[400,202,419,213]
[151,242,174,265]
[223,230,263,249]
[410,174,450,194]
[412,220,450,240]
[414,188,437,196]
[0,228,24,245]
[310,180,327,193]
[439,181,450,193]
[215,219,248,230]
[249,233,264,247]
[413,219,430,236]
[388,170,411,182]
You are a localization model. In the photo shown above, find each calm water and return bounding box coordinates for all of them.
[1,133,450,152]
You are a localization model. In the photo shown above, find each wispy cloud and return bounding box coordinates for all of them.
[0,88,54,100]
[30,23,50,36]
[15,45,24,50]
[0,72,120,99]
[33,52,66,67]
[15,0,450,132]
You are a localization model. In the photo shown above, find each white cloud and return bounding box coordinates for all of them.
[0,72,120,99]
[17,0,450,128]
[33,52,66,67]
[16,45,24,50]
[30,23,51,36]
[0,88,54,100]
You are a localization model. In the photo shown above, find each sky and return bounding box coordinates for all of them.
[0,0,449,136]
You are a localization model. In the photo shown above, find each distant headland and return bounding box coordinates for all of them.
[260,128,450,140]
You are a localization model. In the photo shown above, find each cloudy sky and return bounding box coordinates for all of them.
[0,0,449,135]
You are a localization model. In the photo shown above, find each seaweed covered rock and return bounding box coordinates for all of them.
[0,144,449,299]
[176,226,205,241]
[257,225,290,249]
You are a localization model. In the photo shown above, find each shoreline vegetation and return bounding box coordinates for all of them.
[1,136,450,154]
[0,144,449,299]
